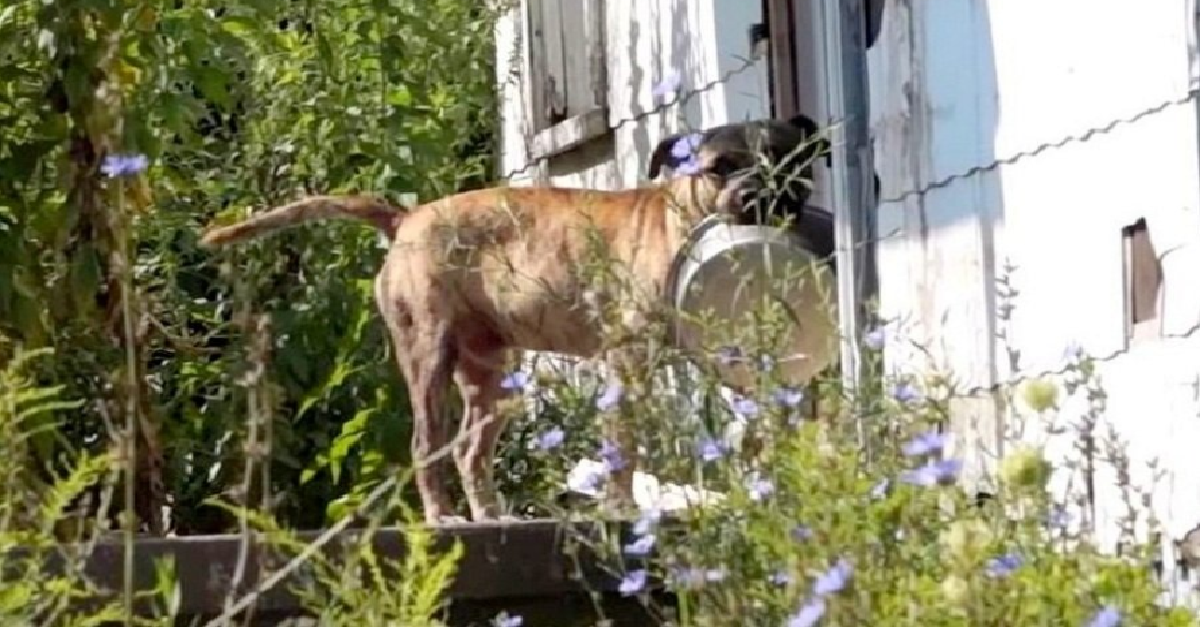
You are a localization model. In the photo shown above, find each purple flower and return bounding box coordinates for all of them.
[494,613,523,627]
[787,598,826,627]
[769,569,792,585]
[652,70,683,98]
[596,381,623,411]
[812,558,853,596]
[535,427,565,450]
[670,134,705,176]
[773,386,805,408]
[500,370,531,391]
[697,437,725,462]
[984,553,1023,578]
[747,475,775,501]
[671,132,703,161]
[901,430,947,457]
[619,568,648,596]
[1048,505,1072,530]
[101,153,148,177]
[870,478,891,500]
[892,382,922,404]
[899,459,963,487]
[863,326,886,350]
[633,507,661,536]
[791,525,814,542]
[624,533,656,557]
[730,395,760,419]
[675,158,702,176]
[599,439,625,472]
[1086,604,1121,627]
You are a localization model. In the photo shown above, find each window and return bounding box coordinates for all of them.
[762,0,800,120]
[525,0,609,161]
[760,0,885,121]
[1122,218,1163,343]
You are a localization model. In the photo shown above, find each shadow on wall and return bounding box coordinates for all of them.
[1192,0,1200,177]
[871,0,1004,369]
[623,0,705,185]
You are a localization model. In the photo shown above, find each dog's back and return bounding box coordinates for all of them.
[380,181,719,356]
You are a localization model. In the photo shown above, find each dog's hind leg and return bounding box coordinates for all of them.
[385,315,460,524]
[451,341,512,521]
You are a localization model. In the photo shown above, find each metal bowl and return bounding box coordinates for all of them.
[666,214,840,391]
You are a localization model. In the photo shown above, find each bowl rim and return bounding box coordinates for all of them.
[664,214,827,308]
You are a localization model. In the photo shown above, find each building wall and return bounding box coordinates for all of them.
[494,0,776,192]
[869,0,1200,570]
[497,0,1200,589]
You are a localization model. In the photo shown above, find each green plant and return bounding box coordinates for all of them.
[0,0,506,535]
[510,301,1199,626]
[0,346,177,626]
[480,170,1200,625]
[207,474,463,627]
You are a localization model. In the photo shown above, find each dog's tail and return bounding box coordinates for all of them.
[198,195,405,248]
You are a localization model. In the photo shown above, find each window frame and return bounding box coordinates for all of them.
[1122,217,1164,344]
[523,0,611,162]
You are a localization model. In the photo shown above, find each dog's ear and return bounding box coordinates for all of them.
[787,113,820,136]
[649,131,712,179]
[648,132,687,179]
[787,113,832,167]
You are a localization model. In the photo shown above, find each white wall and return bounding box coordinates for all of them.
[494,0,773,192]
[500,0,1200,576]
[870,0,1200,561]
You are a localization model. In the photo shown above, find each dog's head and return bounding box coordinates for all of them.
[648,114,830,227]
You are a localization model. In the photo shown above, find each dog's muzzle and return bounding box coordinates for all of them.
[717,172,813,228]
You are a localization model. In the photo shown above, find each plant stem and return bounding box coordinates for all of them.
[116,182,139,624]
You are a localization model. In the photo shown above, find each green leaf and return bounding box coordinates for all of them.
[194,66,231,109]
[386,85,412,107]
[0,5,19,29]
[220,15,260,38]
[326,406,373,485]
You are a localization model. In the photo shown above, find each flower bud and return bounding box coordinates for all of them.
[941,574,972,607]
[941,518,995,560]
[1021,378,1060,412]
[999,445,1053,491]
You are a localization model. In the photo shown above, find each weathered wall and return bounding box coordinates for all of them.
[499,0,1200,599]
[495,0,775,191]
[869,0,1200,592]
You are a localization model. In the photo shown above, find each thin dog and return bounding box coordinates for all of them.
[198,115,832,523]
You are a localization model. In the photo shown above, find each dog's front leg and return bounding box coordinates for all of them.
[598,299,669,518]
[599,345,642,517]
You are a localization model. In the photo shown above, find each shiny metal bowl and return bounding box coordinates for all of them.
[666,214,840,391]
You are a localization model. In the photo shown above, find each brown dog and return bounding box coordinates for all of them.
[198,116,831,523]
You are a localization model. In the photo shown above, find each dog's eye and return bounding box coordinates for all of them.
[706,157,738,178]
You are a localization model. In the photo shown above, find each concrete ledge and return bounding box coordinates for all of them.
[26,519,663,626]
